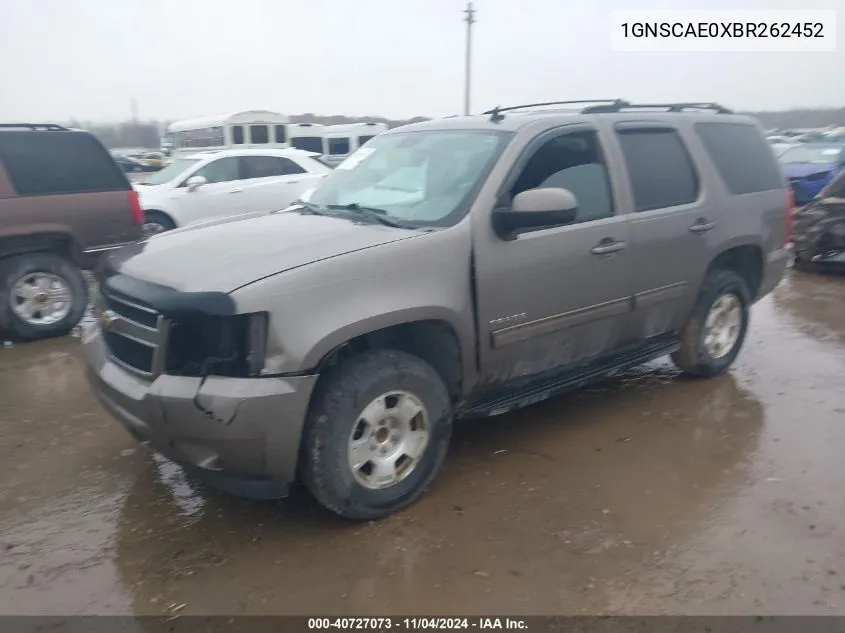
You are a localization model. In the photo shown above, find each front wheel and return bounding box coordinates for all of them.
[302,350,453,521]
[671,269,751,378]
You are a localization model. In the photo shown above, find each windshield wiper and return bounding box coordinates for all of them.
[326,203,416,229]
[288,199,331,216]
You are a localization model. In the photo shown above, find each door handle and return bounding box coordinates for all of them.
[689,219,716,233]
[228,188,244,194]
[591,239,627,255]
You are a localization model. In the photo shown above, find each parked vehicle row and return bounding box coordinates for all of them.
[80,100,791,521]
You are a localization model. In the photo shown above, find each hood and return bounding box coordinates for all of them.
[782,163,837,180]
[107,210,424,293]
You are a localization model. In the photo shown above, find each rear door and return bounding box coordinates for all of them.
[238,155,324,212]
[607,123,714,340]
[0,130,139,251]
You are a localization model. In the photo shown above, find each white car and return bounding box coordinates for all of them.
[133,148,331,234]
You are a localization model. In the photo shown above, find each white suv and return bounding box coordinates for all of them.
[134,148,331,234]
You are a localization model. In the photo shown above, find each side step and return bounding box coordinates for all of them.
[458,336,679,419]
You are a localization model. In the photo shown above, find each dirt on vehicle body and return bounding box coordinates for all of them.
[81,100,792,520]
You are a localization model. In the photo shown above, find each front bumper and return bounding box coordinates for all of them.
[82,324,318,495]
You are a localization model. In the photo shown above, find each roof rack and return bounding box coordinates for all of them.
[483,100,626,122]
[482,100,732,122]
[581,102,732,114]
[0,123,69,131]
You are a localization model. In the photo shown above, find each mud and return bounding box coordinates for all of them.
[1,270,844,616]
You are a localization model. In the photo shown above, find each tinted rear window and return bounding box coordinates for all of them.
[695,122,783,195]
[0,131,127,196]
[616,128,699,212]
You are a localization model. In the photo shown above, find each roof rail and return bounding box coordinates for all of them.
[483,100,627,122]
[0,123,70,131]
[581,102,732,114]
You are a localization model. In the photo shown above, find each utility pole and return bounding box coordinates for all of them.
[463,1,476,116]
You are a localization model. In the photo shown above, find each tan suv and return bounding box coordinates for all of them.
[82,100,791,520]
[0,124,144,341]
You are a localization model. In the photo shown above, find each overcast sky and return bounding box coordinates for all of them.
[0,0,841,122]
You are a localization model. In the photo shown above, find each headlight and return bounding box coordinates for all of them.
[166,312,268,378]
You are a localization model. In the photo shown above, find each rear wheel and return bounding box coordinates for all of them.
[671,269,750,378]
[143,210,175,237]
[302,349,453,520]
[0,252,88,341]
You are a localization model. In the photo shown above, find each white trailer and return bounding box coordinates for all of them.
[167,110,291,157]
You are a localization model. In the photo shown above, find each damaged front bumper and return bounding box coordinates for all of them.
[82,324,318,498]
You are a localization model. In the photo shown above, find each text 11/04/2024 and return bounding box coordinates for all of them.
[610,10,837,52]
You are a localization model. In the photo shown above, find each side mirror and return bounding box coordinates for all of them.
[493,187,578,239]
[186,175,207,191]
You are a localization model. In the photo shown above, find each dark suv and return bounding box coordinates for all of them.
[0,124,144,341]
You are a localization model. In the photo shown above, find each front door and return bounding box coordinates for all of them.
[173,156,246,224]
[473,125,634,388]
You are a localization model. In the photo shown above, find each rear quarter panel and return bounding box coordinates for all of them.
[678,118,788,300]
[0,190,141,254]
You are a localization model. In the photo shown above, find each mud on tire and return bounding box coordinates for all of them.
[671,269,751,378]
[301,349,453,521]
[0,252,88,342]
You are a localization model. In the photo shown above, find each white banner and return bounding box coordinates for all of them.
[610,10,838,52]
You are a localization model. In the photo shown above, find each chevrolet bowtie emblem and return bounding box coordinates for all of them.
[99,309,117,331]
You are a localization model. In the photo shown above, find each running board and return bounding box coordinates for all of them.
[458,336,679,419]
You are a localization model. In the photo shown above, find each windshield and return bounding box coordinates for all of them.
[779,145,843,165]
[140,158,200,185]
[307,130,510,227]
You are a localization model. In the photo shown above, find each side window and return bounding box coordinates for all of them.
[328,138,350,156]
[232,126,245,145]
[510,130,614,224]
[0,131,126,196]
[616,128,698,212]
[274,125,287,144]
[358,135,375,146]
[191,157,241,184]
[292,136,324,153]
[695,122,785,195]
[241,156,306,179]
[250,125,269,144]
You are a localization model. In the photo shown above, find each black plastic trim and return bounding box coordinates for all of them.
[104,273,236,319]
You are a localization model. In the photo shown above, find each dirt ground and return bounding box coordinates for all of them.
[0,269,843,616]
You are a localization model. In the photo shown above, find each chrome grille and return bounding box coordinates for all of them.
[97,288,169,378]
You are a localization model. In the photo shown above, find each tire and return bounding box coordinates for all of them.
[302,349,453,521]
[0,252,88,342]
[143,210,176,236]
[671,269,751,378]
